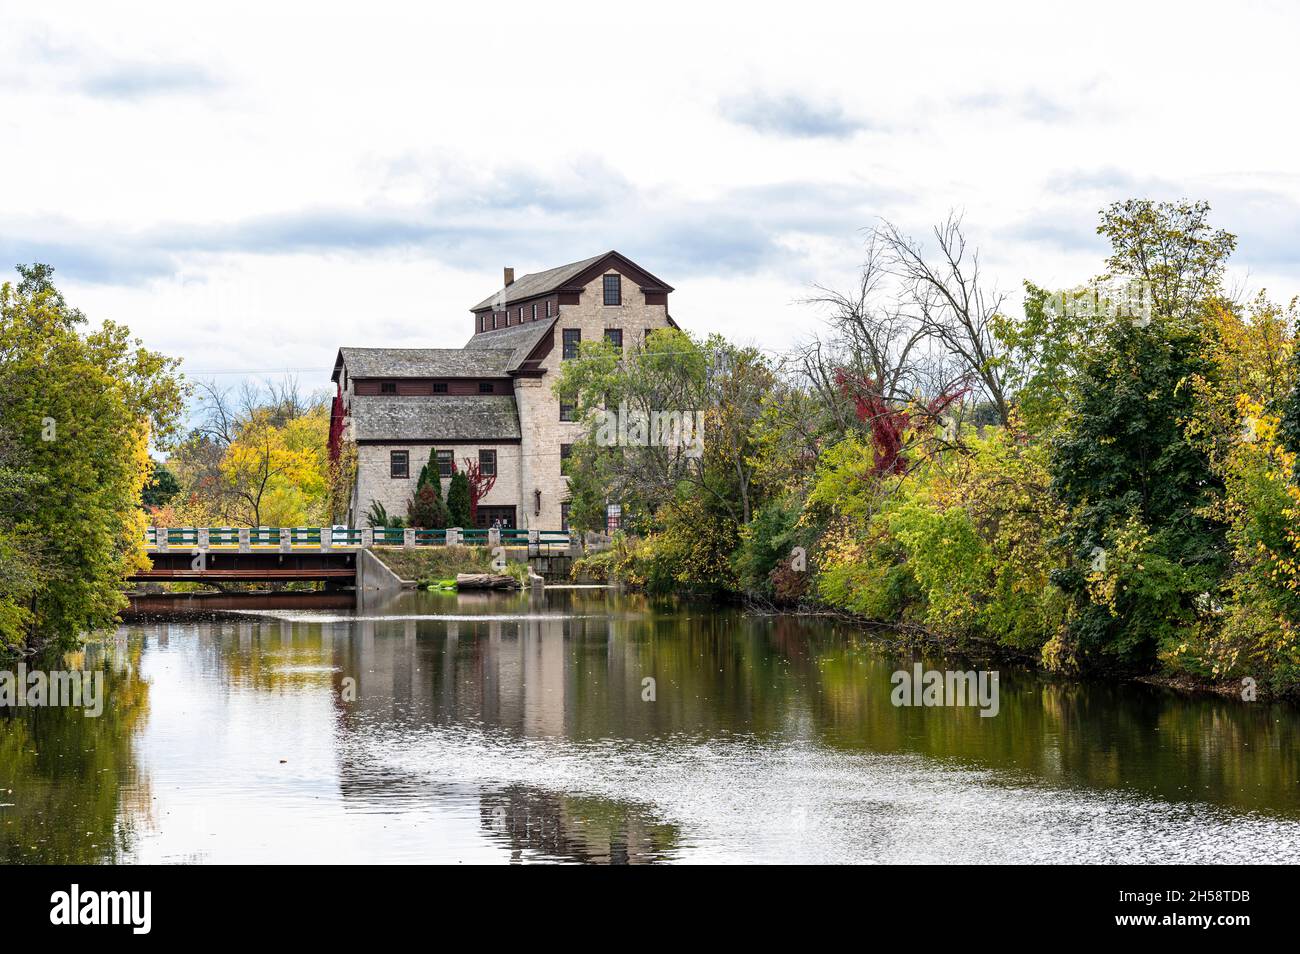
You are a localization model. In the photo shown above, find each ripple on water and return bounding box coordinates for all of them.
[352,725,1300,864]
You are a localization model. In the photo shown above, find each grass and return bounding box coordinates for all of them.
[371,545,530,588]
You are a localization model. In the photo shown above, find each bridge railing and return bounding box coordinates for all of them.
[144,526,571,552]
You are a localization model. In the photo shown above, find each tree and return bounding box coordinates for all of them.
[141,462,180,508]
[1048,202,1236,669]
[446,470,472,527]
[0,424,44,648]
[407,483,448,528]
[170,377,331,526]
[461,455,497,525]
[1280,313,1300,456]
[875,213,1013,425]
[416,447,443,497]
[219,408,325,526]
[0,264,185,651]
[798,236,928,430]
[552,329,772,528]
[1097,199,1237,323]
[834,369,967,476]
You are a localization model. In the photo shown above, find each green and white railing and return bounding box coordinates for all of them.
[144,527,571,552]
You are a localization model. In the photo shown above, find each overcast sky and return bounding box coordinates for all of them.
[4,0,1299,397]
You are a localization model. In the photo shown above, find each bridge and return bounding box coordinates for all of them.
[134,527,573,585]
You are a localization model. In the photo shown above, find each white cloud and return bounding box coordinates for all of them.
[2,0,1299,393]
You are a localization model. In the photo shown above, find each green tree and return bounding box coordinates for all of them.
[446,470,472,526]
[1098,198,1237,322]
[407,482,449,528]
[1280,313,1300,455]
[0,264,185,651]
[141,461,180,507]
[1049,203,1235,669]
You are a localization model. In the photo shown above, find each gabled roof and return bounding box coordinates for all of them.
[333,347,513,381]
[469,250,673,311]
[347,395,521,442]
[463,316,557,372]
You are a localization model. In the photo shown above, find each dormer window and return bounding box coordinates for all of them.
[603,274,621,306]
[380,381,397,394]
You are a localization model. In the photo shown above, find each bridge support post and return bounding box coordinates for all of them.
[403,528,415,548]
[156,528,169,552]
[528,528,539,558]
[362,528,374,548]
[320,527,332,551]
[198,528,210,549]
[279,528,291,553]
[488,526,500,547]
[446,527,461,546]
[239,528,251,553]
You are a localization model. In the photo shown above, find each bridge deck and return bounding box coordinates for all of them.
[135,527,585,583]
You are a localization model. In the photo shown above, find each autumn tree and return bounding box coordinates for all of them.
[1049,202,1236,669]
[0,264,185,651]
[462,455,497,525]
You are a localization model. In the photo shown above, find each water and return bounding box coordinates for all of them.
[3,589,1299,864]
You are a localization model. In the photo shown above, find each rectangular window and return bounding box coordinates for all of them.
[493,313,500,330]
[380,381,397,395]
[390,450,409,479]
[479,381,494,393]
[603,274,621,306]
[531,303,538,321]
[562,328,581,360]
[606,503,622,532]
[433,381,448,394]
[517,307,524,322]
[559,400,576,422]
[546,300,552,318]
[604,328,623,352]
[560,443,572,476]
[560,502,570,532]
[479,449,497,477]
[436,449,453,477]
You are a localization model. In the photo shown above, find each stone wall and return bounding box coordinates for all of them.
[353,442,520,526]
[519,267,672,530]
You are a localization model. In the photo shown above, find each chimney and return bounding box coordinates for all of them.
[503,267,515,286]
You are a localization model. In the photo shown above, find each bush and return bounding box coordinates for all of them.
[366,500,405,529]
[407,483,448,529]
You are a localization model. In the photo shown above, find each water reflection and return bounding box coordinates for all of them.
[0,638,151,864]
[2,589,1299,863]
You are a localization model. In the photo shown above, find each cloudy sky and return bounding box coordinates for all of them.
[4,0,1299,396]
